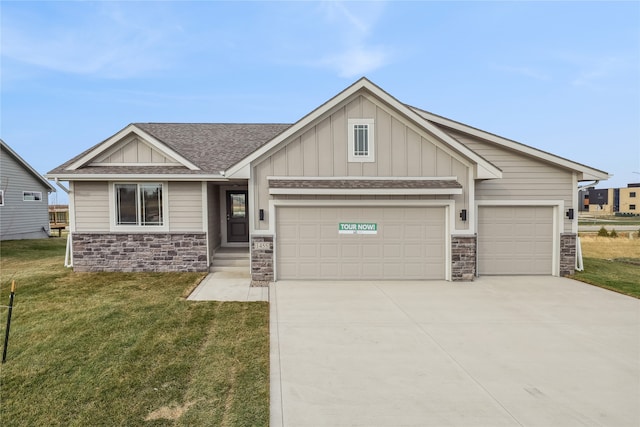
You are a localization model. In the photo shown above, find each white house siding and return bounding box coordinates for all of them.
[168,181,203,232]
[0,148,51,240]
[451,131,574,233]
[96,136,173,164]
[73,181,110,232]
[252,94,471,231]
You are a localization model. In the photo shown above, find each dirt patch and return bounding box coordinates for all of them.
[145,400,200,421]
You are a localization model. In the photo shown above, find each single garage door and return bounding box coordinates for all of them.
[478,206,554,275]
[276,206,446,280]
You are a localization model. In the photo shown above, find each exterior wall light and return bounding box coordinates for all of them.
[460,209,467,221]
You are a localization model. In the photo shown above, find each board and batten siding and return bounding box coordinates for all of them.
[73,181,203,232]
[451,131,574,232]
[96,137,173,164]
[252,94,471,231]
[0,147,51,240]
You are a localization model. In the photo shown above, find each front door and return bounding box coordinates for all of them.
[226,190,249,242]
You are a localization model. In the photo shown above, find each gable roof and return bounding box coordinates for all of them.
[410,106,610,181]
[47,123,291,179]
[225,77,503,180]
[46,77,609,183]
[1,139,56,192]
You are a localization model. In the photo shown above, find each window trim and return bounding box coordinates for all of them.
[109,182,169,232]
[23,191,42,202]
[348,119,375,163]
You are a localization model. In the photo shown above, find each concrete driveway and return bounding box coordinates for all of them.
[270,277,640,427]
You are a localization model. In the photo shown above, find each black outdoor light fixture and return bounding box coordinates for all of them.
[460,209,467,221]
[259,209,265,221]
[566,208,574,220]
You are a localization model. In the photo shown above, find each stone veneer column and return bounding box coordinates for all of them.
[451,235,476,281]
[251,235,274,286]
[560,233,577,277]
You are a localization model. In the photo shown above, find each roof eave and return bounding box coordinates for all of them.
[1,139,56,192]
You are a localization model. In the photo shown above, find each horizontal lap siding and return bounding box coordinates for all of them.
[168,182,203,232]
[452,131,573,232]
[74,181,110,232]
[0,149,50,239]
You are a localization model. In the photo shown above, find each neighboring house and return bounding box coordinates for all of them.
[46,78,609,280]
[1,139,56,240]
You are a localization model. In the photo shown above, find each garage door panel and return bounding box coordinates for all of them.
[276,206,445,280]
[478,206,553,275]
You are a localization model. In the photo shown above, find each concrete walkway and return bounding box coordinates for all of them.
[270,277,640,427]
[187,271,267,301]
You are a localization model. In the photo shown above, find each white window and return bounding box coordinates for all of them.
[23,191,42,201]
[0,190,4,206]
[348,119,375,162]
[114,183,164,227]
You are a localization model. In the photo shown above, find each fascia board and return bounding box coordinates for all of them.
[65,125,201,171]
[359,86,503,180]
[269,188,463,195]
[224,78,374,177]
[44,173,228,181]
[414,108,610,181]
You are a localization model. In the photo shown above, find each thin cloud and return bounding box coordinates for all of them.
[571,56,626,88]
[492,64,550,81]
[1,3,180,78]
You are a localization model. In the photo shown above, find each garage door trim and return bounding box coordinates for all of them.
[270,199,455,281]
[475,200,563,276]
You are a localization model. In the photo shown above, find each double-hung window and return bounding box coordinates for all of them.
[115,183,164,227]
[348,119,375,162]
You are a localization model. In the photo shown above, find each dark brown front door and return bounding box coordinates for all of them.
[226,190,249,242]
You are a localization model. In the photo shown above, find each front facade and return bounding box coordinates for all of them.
[1,139,56,240]
[47,79,609,280]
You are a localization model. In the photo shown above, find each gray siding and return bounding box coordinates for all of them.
[451,131,574,232]
[0,147,52,240]
[252,94,471,231]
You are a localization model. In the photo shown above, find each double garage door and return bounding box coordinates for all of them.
[478,206,554,275]
[276,206,446,280]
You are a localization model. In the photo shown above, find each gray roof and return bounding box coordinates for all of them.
[47,123,291,176]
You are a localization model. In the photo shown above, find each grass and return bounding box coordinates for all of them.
[0,238,269,426]
[572,234,640,298]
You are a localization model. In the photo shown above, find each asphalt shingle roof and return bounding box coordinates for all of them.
[47,123,292,176]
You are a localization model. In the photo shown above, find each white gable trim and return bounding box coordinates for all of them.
[413,108,610,181]
[65,124,201,171]
[224,78,502,180]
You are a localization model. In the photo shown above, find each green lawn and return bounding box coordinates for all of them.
[572,257,640,298]
[0,238,269,426]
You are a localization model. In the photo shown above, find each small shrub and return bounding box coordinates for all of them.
[610,229,618,238]
[597,226,609,237]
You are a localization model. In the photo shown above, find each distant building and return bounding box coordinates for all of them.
[583,184,639,215]
[0,139,56,240]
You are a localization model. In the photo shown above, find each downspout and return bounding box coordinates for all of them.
[574,180,598,272]
[54,179,73,268]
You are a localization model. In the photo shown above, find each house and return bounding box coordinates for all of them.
[46,78,609,280]
[1,139,57,240]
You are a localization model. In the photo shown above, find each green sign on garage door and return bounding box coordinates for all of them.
[338,223,378,234]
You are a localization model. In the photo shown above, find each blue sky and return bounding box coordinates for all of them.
[1,1,638,204]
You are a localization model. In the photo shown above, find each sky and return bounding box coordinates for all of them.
[1,1,639,205]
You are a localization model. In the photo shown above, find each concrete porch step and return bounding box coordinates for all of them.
[212,258,249,267]
[210,265,250,275]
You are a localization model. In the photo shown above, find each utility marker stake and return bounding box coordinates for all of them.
[2,280,16,363]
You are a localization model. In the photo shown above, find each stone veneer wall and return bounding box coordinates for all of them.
[251,235,274,285]
[72,233,208,272]
[451,235,476,281]
[560,233,577,277]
